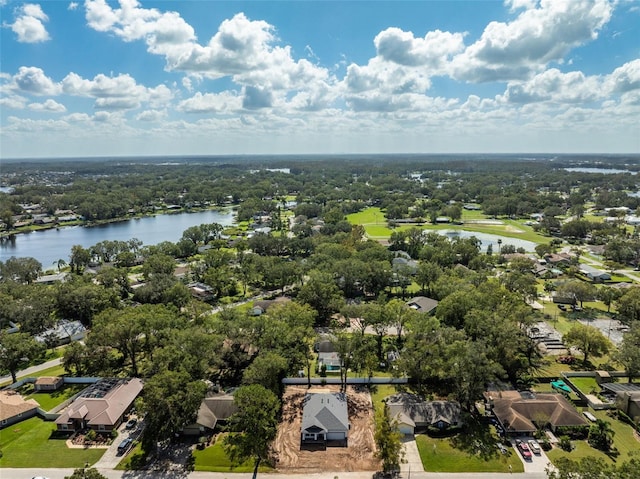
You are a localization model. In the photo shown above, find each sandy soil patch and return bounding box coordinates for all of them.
[273,385,380,473]
[504,225,525,233]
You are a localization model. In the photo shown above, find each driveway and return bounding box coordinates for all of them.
[401,434,424,473]
[92,418,142,469]
[514,438,552,474]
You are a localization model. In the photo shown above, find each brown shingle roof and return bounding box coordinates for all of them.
[0,391,40,422]
[55,378,143,428]
[195,394,238,430]
[491,392,587,433]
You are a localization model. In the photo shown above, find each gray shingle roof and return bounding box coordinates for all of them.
[301,392,348,434]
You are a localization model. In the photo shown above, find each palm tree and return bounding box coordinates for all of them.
[588,419,615,451]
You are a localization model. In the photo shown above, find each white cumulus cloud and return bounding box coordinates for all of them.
[9,3,50,43]
[451,0,613,82]
[28,99,67,112]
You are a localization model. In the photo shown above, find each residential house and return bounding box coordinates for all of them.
[545,253,572,265]
[0,390,40,429]
[187,282,215,301]
[35,272,69,284]
[183,393,238,436]
[485,391,588,435]
[35,320,86,346]
[406,296,439,315]
[386,393,461,435]
[55,378,143,432]
[579,264,611,282]
[34,376,64,392]
[602,383,640,420]
[301,392,349,444]
[392,256,418,274]
[250,296,291,316]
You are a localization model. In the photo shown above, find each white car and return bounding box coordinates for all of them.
[528,439,541,454]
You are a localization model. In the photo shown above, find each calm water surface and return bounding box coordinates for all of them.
[0,209,234,268]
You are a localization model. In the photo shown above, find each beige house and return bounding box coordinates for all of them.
[55,378,143,432]
[386,393,461,435]
[34,376,64,392]
[0,390,40,429]
[486,391,587,435]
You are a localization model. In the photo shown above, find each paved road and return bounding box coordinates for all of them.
[0,357,63,385]
[2,470,549,479]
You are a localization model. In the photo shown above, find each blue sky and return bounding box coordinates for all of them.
[1,0,639,158]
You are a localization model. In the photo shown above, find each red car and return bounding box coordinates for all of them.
[516,439,532,460]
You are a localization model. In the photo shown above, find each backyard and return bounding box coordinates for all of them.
[546,409,640,465]
[0,416,105,468]
[25,383,87,411]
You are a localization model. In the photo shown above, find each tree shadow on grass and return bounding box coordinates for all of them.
[447,417,502,461]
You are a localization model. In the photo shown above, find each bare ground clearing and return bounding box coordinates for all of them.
[273,385,380,473]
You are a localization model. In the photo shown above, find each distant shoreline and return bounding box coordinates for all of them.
[0,206,234,240]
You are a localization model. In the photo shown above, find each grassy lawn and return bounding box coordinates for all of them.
[546,409,640,466]
[369,384,403,415]
[415,433,524,473]
[567,377,599,395]
[346,207,386,226]
[192,433,272,472]
[115,441,146,470]
[26,384,86,411]
[0,417,105,468]
[0,364,68,388]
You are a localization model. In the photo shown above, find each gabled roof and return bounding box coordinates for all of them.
[0,391,39,422]
[490,392,587,433]
[301,392,349,434]
[55,378,143,427]
[195,394,238,430]
[386,393,460,427]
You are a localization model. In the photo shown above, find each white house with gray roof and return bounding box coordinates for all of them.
[301,392,349,445]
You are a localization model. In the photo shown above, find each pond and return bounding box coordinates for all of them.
[0,209,235,268]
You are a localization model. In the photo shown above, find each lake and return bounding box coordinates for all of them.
[564,167,637,175]
[0,209,235,268]
[436,230,538,252]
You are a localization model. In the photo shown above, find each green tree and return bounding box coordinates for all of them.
[588,419,615,451]
[556,280,596,308]
[64,468,108,479]
[615,321,640,382]
[69,245,91,273]
[616,287,640,324]
[297,270,344,322]
[140,369,207,452]
[597,287,621,313]
[0,331,44,383]
[0,256,42,283]
[224,384,280,479]
[242,351,289,396]
[375,405,404,474]
[563,323,611,365]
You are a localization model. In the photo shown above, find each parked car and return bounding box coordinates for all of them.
[516,440,532,460]
[528,439,541,454]
[117,438,133,455]
[125,418,138,429]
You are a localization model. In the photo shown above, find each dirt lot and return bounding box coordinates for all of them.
[273,385,380,473]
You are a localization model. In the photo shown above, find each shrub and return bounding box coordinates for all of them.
[540,438,552,451]
[558,435,573,452]
[86,429,97,442]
